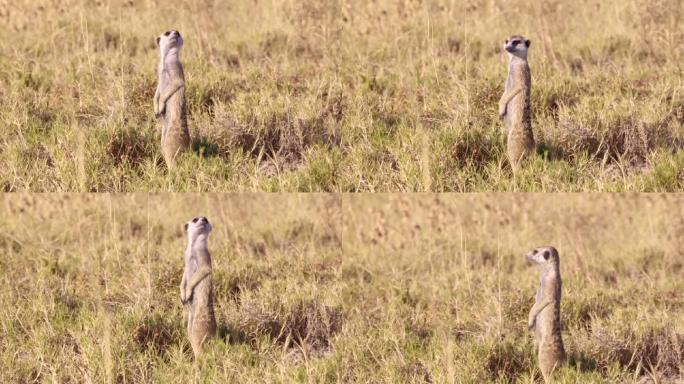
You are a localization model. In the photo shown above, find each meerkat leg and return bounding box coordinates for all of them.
[540,363,551,384]
[187,307,195,351]
[528,299,552,329]
[189,306,204,358]
[499,87,522,117]
[153,84,161,117]
[161,122,169,149]
[539,357,560,384]
[509,143,529,169]
[183,266,212,302]
[187,308,194,333]
[180,273,188,304]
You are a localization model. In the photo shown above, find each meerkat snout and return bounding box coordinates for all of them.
[527,247,555,264]
[185,216,212,235]
[156,29,183,48]
[503,36,530,58]
[191,216,209,225]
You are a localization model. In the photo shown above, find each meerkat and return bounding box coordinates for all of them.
[154,29,190,169]
[499,35,535,170]
[181,216,217,357]
[527,246,566,382]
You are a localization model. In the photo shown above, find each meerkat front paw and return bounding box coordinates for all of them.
[498,102,507,119]
[184,288,194,303]
[155,103,166,118]
[154,100,161,117]
[528,316,536,330]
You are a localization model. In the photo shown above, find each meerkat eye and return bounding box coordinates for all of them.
[543,251,550,260]
[512,40,520,46]
[164,31,171,36]
[192,217,199,223]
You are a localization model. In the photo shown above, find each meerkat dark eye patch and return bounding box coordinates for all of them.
[512,40,520,46]
[164,31,171,36]
[543,250,550,260]
[192,217,199,223]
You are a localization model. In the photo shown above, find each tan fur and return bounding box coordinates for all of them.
[154,30,190,169]
[527,246,566,383]
[181,216,216,357]
[499,35,535,170]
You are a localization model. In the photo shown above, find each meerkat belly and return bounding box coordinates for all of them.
[161,87,189,163]
[507,93,527,128]
[192,278,211,306]
[539,307,563,352]
[163,88,187,132]
[190,278,216,341]
[538,305,554,337]
[192,280,215,317]
[159,69,170,94]
[507,93,534,158]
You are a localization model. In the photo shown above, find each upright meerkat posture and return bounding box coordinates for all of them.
[499,35,535,170]
[527,246,566,382]
[154,29,190,169]
[181,216,217,357]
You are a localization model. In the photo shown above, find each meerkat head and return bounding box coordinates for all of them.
[503,35,530,60]
[526,246,559,266]
[185,216,212,242]
[156,29,183,56]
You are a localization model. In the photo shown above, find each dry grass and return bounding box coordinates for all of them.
[0,194,682,382]
[342,194,684,382]
[0,0,682,191]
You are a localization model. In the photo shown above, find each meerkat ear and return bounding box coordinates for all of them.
[525,39,531,47]
[184,223,189,232]
[543,250,550,260]
[156,37,160,47]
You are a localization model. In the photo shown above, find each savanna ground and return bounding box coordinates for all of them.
[1,194,683,382]
[0,0,683,191]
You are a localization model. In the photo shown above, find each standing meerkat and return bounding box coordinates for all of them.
[154,29,190,169]
[499,35,535,170]
[527,246,566,382]
[181,216,217,357]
